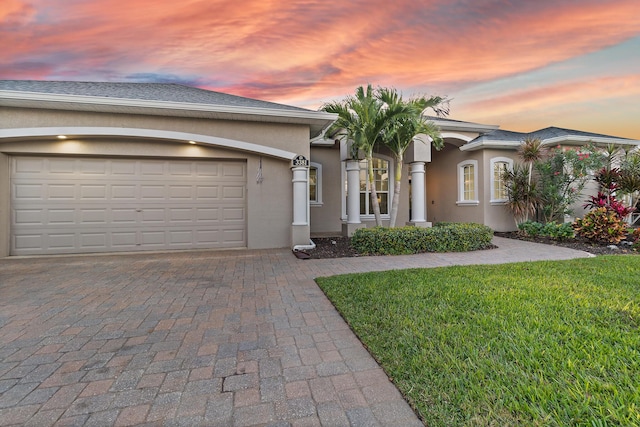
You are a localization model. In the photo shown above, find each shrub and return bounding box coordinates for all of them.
[518,221,575,240]
[632,228,640,251]
[583,191,634,218]
[351,223,494,255]
[573,207,629,244]
[518,221,545,237]
[543,222,575,240]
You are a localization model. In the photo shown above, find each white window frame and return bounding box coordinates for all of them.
[490,157,513,205]
[341,154,394,220]
[457,160,479,206]
[309,162,322,206]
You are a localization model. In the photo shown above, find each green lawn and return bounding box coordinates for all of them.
[316,256,640,426]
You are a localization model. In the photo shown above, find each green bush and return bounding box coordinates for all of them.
[518,220,545,237]
[573,207,629,244]
[351,223,494,255]
[518,221,574,240]
[631,228,640,251]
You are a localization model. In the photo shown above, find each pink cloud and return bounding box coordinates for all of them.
[1,0,638,137]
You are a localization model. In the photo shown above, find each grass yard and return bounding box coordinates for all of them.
[316,256,640,426]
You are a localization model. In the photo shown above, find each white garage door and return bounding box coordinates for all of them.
[11,157,246,255]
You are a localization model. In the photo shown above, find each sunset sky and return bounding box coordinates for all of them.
[2,0,639,139]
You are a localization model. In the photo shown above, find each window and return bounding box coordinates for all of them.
[359,158,390,215]
[309,162,322,205]
[457,160,479,206]
[490,157,513,204]
[341,155,393,219]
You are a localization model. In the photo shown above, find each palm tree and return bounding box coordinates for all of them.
[377,88,448,227]
[321,85,407,226]
[517,137,544,221]
[503,163,539,226]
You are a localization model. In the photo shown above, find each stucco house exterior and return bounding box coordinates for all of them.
[1,81,638,257]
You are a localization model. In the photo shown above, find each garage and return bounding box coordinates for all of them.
[10,156,247,255]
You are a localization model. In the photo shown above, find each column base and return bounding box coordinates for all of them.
[406,221,432,228]
[342,222,367,237]
[291,224,311,248]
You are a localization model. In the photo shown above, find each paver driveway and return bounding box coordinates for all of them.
[0,237,591,426]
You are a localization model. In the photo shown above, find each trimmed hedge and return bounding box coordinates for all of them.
[351,222,494,255]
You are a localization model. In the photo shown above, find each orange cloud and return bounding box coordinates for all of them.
[1,0,638,137]
[455,74,640,138]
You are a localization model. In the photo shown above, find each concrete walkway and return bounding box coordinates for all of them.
[0,237,591,426]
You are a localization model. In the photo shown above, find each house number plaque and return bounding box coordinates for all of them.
[292,155,310,167]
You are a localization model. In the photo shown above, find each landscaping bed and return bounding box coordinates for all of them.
[307,232,637,259]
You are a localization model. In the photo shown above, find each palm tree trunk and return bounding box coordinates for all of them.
[367,155,383,226]
[389,155,403,227]
[526,163,533,222]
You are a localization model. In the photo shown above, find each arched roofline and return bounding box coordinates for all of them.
[0,126,297,160]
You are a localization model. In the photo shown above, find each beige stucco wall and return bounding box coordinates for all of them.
[0,107,310,155]
[0,153,9,256]
[0,106,311,256]
[309,146,343,234]
[481,149,519,232]
[308,144,412,234]
[426,143,484,224]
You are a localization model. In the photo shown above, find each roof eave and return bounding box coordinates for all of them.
[0,90,337,136]
[430,118,499,133]
[540,135,640,147]
[460,135,640,152]
[459,140,519,151]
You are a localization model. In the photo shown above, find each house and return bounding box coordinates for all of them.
[1,81,638,257]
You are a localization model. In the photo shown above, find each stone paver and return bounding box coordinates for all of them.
[0,237,591,426]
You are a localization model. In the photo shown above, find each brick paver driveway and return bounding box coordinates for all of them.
[0,237,590,426]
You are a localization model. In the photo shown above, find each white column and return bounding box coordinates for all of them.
[410,162,427,223]
[291,166,308,226]
[345,160,361,224]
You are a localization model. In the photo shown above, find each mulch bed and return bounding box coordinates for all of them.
[302,233,638,259]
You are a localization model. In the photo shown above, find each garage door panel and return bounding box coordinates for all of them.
[49,159,75,173]
[111,160,137,175]
[223,229,245,245]
[80,209,107,224]
[222,163,245,177]
[14,234,43,251]
[140,185,165,199]
[196,208,219,221]
[140,209,166,223]
[168,230,193,244]
[140,162,165,175]
[168,185,192,199]
[112,185,137,199]
[49,209,76,224]
[223,207,244,221]
[49,233,76,249]
[111,232,137,248]
[112,208,138,224]
[11,157,247,255]
[196,186,218,199]
[14,184,42,199]
[48,184,75,199]
[222,186,244,199]
[80,184,108,199]
[80,233,107,248]
[196,163,219,177]
[168,208,194,222]
[80,160,108,175]
[14,209,43,225]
